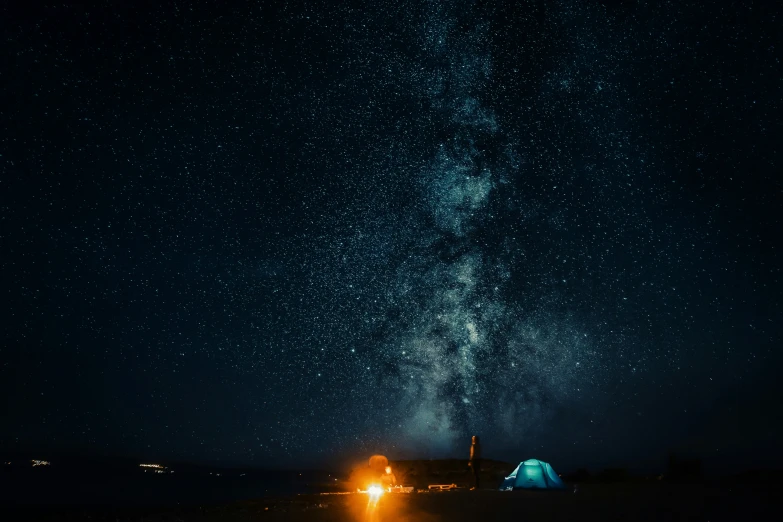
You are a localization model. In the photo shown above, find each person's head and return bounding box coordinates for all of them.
[385,466,392,475]
[472,435,480,444]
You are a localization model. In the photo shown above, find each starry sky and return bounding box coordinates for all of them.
[1,1,781,471]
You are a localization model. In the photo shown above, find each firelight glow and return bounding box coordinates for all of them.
[367,485,384,499]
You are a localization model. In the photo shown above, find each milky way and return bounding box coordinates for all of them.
[378,4,603,455]
[1,1,780,469]
[307,1,637,457]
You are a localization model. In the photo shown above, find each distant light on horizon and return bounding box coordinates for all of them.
[140,463,173,474]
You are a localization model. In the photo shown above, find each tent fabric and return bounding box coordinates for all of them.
[499,459,567,490]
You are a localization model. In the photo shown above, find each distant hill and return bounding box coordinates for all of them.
[0,451,334,483]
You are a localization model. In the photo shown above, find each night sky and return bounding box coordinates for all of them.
[1,1,781,471]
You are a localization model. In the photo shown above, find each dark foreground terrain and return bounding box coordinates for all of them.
[1,483,778,522]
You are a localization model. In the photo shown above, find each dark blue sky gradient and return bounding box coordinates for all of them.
[1,1,781,471]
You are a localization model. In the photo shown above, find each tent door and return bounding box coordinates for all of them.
[521,464,544,486]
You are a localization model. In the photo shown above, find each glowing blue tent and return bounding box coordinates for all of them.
[499,459,567,490]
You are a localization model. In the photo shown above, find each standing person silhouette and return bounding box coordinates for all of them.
[469,435,482,490]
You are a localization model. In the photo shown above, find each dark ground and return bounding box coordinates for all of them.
[1,483,778,522]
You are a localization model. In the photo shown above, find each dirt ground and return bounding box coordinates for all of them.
[2,483,778,521]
